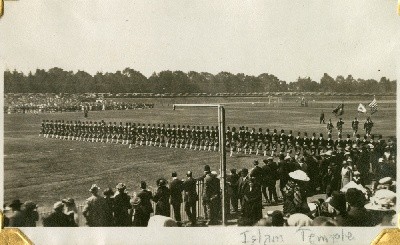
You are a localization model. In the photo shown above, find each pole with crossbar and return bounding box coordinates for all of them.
[173,103,227,226]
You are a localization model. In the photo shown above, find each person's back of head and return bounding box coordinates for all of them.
[172,172,177,178]
[140,181,147,189]
[271,210,285,226]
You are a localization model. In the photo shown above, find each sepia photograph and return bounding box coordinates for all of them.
[1,0,399,244]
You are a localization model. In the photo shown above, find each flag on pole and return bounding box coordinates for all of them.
[332,103,344,116]
[368,97,378,114]
[357,103,367,113]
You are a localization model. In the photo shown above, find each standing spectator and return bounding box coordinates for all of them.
[22,201,39,227]
[131,196,146,227]
[197,165,211,220]
[238,168,250,210]
[341,160,353,188]
[153,178,170,217]
[226,169,239,213]
[43,201,75,227]
[169,172,183,224]
[205,171,221,225]
[241,177,263,224]
[82,184,107,227]
[182,171,198,226]
[8,199,25,227]
[62,198,78,226]
[103,187,115,226]
[282,170,311,216]
[134,181,153,226]
[249,160,263,186]
[113,183,132,226]
[263,157,279,205]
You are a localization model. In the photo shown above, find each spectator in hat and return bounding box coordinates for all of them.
[282,170,311,216]
[287,213,312,227]
[22,201,39,227]
[131,196,147,227]
[62,198,78,226]
[198,165,211,219]
[82,184,107,226]
[103,187,115,226]
[241,177,263,224]
[182,171,198,226]
[205,171,221,225]
[262,157,279,205]
[153,178,170,217]
[365,189,396,226]
[8,199,25,227]
[226,169,239,213]
[134,181,153,226]
[341,160,353,188]
[249,160,263,186]
[113,183,132,226]
[238,168,250,209]
[169,172,183,224]
[345,188,374,226]
[43,201,75,227]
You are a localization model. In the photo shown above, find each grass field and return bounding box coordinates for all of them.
[3,96,396,209]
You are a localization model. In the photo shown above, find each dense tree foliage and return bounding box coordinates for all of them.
[4,68,396,94]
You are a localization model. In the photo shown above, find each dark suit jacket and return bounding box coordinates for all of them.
[136,189,153,214]
[169,178,183,204]
[182,177,198,203]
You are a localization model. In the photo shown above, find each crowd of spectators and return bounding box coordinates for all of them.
[4,144,396,227]
[4,93,154,114]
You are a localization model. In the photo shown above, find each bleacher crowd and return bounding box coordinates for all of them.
[4,120,397,227]
[4,93,154,114]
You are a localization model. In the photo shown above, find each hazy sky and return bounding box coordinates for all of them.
[1,0,399,82]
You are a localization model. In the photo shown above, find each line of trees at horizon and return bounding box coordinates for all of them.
[4,68,396,94]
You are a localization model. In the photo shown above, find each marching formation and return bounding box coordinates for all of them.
[39,117,378,158]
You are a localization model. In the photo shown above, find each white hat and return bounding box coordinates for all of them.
[289,170,310,181]
[324,150,332,156]
[365,189,396,211]
[378,177,393,185]
[378,158,384,163]
[284,155,291,160]
[211,171,218,176]
[368,144,374,149]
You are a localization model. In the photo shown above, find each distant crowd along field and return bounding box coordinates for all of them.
[4,93,154,114]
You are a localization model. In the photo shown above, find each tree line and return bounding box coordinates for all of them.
[4,68,396,94]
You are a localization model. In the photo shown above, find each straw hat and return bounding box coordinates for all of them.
[289,170,310,181]
[53,201,64,210]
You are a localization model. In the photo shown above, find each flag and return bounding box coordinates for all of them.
[332,103,344,116]
[368,97,378,114]
[357,103,367,113]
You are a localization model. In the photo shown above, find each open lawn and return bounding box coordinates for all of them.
[3,96,396,209]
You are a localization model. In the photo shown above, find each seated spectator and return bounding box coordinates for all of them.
[282,170,311,216]
[365,189,396,226]
[327,191,348,226]
[22,201,39,227]
[270,210,285,226]
[43,201,75,227]
[8,200,25,227]
[345,188,374,226]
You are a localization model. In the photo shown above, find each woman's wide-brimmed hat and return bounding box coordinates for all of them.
[288,170,310,182]
[365,189,396,211]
